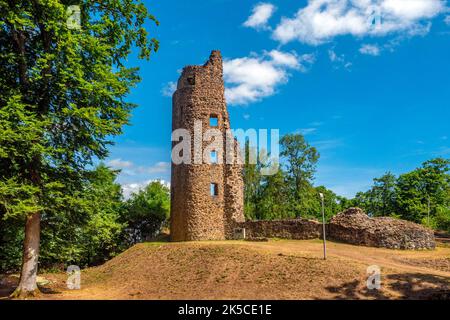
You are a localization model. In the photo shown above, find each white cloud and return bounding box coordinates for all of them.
[121,179,170,199]
[107,158,134,169]
[161,81,177,97]
[328,49,352,69]
[244,3,276,30]
[223,50,315,105]
[359,43,381,55]
[273,0,446,45]
[328,49,339,62]
[135,161,170,174]
[106,158,170,175]
[381,0,444,20]
[268,50,300,68]
[122,181,150,199]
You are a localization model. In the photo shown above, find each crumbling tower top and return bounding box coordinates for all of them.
[176,50,224,92]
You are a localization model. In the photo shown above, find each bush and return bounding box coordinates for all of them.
[436,206,450,232]
[121,181,170,245]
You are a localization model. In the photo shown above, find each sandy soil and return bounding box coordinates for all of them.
[1,239,449,300]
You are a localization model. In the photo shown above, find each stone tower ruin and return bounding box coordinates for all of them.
[170,50,245,241]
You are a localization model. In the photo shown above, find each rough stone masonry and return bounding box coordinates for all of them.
[170,50,245,241]
[328,208,435,250]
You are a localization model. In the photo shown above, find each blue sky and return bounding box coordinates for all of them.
[105,0,450,198]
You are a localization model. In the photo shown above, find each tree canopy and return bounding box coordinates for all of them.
[0,0,158,296]
[243,133,450,233]
[243,133,347,221]
[121,181,170,245]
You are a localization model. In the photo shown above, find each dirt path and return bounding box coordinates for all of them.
[1,240,449,300]
[235,240,450,277]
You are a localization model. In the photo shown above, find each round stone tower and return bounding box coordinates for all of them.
[170,50,244,241]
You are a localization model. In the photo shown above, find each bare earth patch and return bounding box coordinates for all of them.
[1,240,449,300]
[393,257,450,273]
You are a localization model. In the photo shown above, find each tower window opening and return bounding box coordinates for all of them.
[210,183,219,196]
[187,76,195,85]
[209,115,218,127]
[210,150,218,164]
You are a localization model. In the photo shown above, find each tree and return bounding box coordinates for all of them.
[352,191,371,212]
[312,186,346,221]
[350,158,450,231]
[0,213,24,273]
[243,140,262,219]
[74,164,124,266]
[256,168,290,220]
[121,181,170,245]
[371,172,397,216]
[0,1,158,296]
[396,158,450,226]
[243,134,333,220]
[280,134,319,217]
[354,172,398,217]
[1,164,126,272]
[37,164,125,269]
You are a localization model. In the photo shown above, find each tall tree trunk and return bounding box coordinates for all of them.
[11,212,41,298]
[7,0,45,299]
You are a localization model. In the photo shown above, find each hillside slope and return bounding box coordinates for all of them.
[1,240,449,299]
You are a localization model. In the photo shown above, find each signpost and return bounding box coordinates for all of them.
[319,193,327,260]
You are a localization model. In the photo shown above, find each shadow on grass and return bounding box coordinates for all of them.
[326,279,391,300]
[325,273,450,300]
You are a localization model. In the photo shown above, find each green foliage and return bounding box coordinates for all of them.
[0,95,47,219]
[0,164,126,271]
[43,163,125,267]
[435,205,450,232]
[353,172,397,217]
[243,141,262,219]
[352,158,450,231]
[243,133,345,221]
[0,1,158,273]
[0,217,24,272]
[421,216,438,230]
[81,164,125,262]
[396,158,450,224]
[280,134,320,217]
[256,168,291,220]
[0,166,173,272]
[312,186,346,221]
[121,181,170,245]
[243,133,449,233]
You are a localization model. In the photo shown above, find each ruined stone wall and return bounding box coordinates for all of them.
[170,51,244,241]
[237,219,322,240]
[328,208,436,250]
[236,208,435,250]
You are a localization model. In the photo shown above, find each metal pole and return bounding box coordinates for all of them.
[320,193,327,260]
[428,197,431,226]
